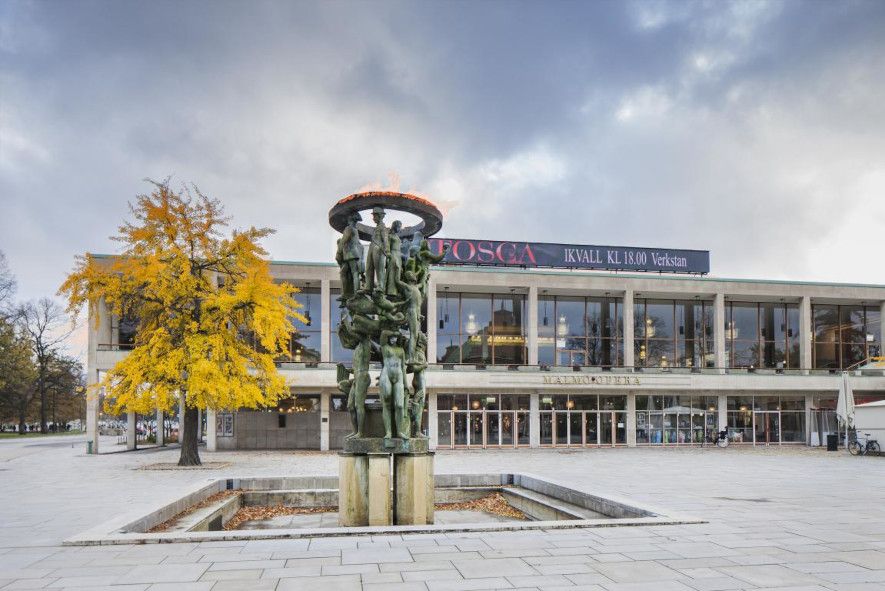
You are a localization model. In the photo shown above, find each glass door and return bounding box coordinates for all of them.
[569,413,583,446]
[600,412,615,446]
[754,411,780,445]
[438,411,453,448]
[453,413,467,446]
[487,412,501,447]
[468,412,484,447]
[585,412,599,446]
[501,411,514,446]
[555,412,568,446]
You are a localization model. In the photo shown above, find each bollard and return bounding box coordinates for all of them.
[87,441,93,455]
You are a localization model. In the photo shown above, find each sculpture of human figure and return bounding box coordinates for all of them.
[364,206,389,292]
[379,330,409,439]
[414,239,449,300]
[385,220,404,297]
[395,269,423,363]
[346,337,372,438]
[337,212,364,302]
[409,331,428,438]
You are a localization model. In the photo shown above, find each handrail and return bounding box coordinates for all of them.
[95,347,881,375]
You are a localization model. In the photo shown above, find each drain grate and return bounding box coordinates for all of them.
[714,496,771,503]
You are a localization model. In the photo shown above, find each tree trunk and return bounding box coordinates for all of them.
[39,375,47,434]
[178,405,201,466]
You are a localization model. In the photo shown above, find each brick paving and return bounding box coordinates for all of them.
[1,435,884,590]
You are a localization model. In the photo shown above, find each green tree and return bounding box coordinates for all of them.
[60,180,303,465]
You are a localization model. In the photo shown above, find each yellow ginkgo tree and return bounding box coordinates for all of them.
[60,179,303,465]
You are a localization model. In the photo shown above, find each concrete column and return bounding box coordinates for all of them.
[529,392,540,448]
[206,408,217,452]
[156,410,165,446]
[800,296,812,373]
[428,391,438,450]
[718,393,728,433]
[126,411,137,450]
[623,289,634,369]
[626,392,637,447]
[197,408,203,442]
[714,293,727,373]
[804,393,815,446]
[320,279,331,362]
[427,280,437,363]
[86,298,102,454]
[528,286,539,365]
[86,371,100,454]
[320,391,330,451]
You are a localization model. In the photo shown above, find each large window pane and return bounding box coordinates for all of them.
[731,303,759,342]
[461,294,492,339]
[555,298,585,338]
[813,305,839,343]
[437,335,461,363]
[646,301,673,339]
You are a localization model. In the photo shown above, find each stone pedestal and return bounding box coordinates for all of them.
[338,446,434,527]
[394,452,434,525]
[338,453,368,526]
[368,454,391,525]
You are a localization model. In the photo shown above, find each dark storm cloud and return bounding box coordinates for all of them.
[1,0,884,326]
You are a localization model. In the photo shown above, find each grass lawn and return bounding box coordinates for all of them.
[0,430,85,439]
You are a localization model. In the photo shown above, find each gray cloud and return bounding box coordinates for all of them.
[1,0,884,324]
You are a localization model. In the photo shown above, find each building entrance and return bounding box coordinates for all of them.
[436,394,530,448]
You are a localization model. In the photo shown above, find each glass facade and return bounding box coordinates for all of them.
[539,394,627,446]
[436,394,530,448]
[724,302,800,369]
[330,288,352,363]
[634,299,714,368]
[436,292,527,365]
[635,395,718,444]
[813,305,881,369]
[726,395,805,444]
[286,286,320,362]
[537,295,624,367]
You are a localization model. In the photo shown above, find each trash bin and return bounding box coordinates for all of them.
[827,434,838,451]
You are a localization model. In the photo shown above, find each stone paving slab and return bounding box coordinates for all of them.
[1,437,885,589]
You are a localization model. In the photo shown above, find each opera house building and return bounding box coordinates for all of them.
[85,237,885,453]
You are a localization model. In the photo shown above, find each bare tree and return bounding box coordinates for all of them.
[16,299,75,433]
[0,251,16,321]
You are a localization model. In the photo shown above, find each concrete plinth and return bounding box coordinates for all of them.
[394,452,434,525]
[338,453,368,526]
[368,454,391,526]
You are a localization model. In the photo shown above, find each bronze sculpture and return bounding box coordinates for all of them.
[329,193,446,445]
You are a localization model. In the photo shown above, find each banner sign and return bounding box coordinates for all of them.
[426,238,710,274]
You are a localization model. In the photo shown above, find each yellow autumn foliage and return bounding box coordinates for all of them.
[59,180,304,415]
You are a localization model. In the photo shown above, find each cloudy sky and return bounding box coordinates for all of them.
[2,0,884,319]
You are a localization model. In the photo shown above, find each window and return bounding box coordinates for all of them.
[286,285,320,362]
[436,292,526,364]
[725,302,799,369]
[813,304,880,369]
[538,295,623,367]
[330,289,352,363]
[635,299,713,368]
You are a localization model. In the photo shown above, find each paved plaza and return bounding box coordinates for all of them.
[1,436,884,590]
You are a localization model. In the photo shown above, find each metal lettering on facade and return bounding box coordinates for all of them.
[427,238,710,274]
[542,375,641,386]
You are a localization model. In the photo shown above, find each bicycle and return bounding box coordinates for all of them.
[848,432,881,456]
[706,429,729,448]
